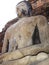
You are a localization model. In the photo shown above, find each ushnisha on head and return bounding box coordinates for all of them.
[16,1,33,18]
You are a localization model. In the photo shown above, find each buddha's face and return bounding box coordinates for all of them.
[16,2,28,18]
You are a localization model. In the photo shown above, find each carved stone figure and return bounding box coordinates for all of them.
[16,1,33,18]
[2,15,49,53]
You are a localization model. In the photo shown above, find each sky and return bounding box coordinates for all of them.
[0,0,23,32]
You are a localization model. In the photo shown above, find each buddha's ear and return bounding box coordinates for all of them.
[22,9,26,16]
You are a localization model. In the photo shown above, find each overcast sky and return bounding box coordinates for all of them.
[0,0,23,32]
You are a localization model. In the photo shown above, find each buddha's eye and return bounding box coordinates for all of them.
[17,8,19,11]
[21,4,24,6]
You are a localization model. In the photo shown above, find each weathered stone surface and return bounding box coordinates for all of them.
[0,0,49,53]
[0,1,49,65]
[2,15,49,53]
[0,17,19,53]
[32,2,49,20]
[0,53,48,65]
[37,58,49,65]
[36,52,48,61]
[29,0,49,21]
[0,56,36,65]
[0,32,4,53]
[30,0,49,9]
[0,43,49,62]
